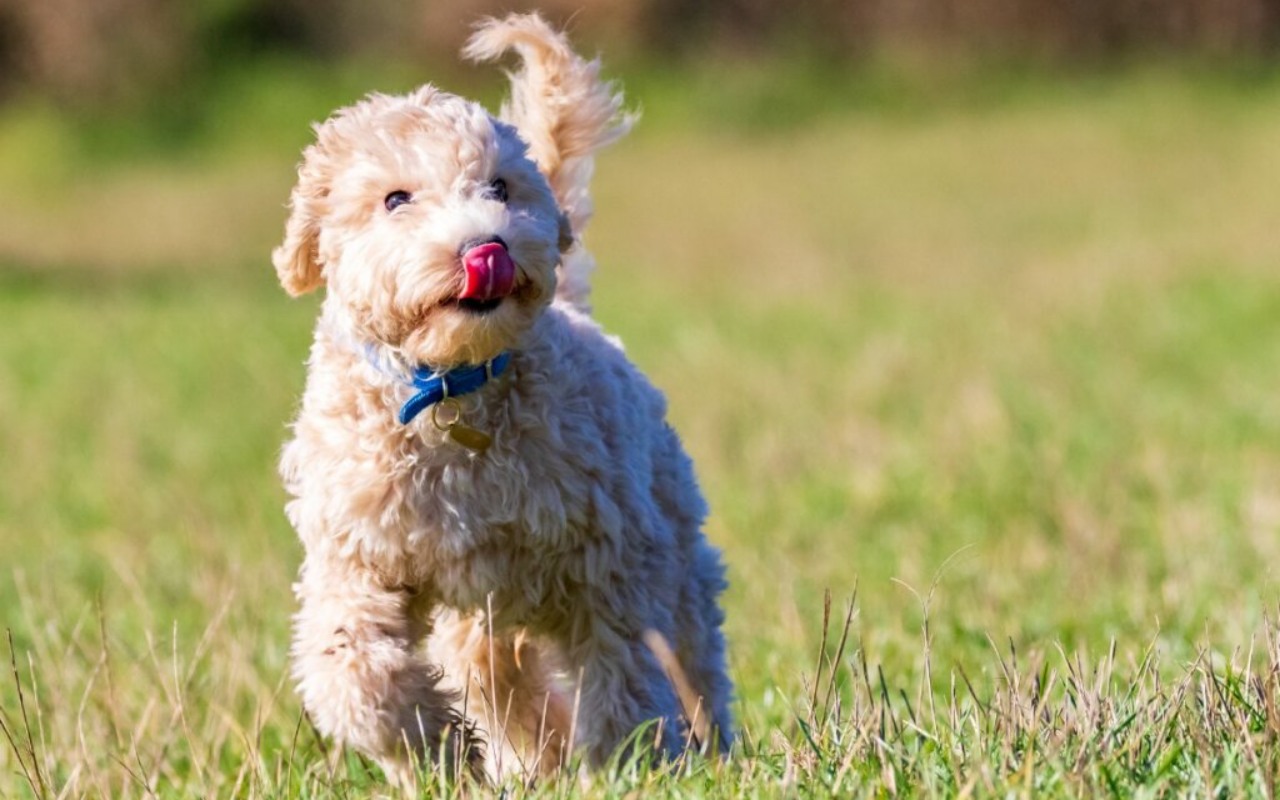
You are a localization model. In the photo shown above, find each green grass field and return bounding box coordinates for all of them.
[4,64,1280,796]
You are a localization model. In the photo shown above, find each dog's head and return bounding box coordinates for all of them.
[273,85,572,367]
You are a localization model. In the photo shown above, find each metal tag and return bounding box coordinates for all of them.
[447,423,493,453]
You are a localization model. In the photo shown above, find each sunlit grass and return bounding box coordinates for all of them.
[3,65,1280,796]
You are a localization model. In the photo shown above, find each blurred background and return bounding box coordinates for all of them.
[3,1,1280,795]
[6,0,1280,107]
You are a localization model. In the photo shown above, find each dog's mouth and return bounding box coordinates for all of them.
[459,240,515,297]
[450,296,505,314]
[440,239,517,315]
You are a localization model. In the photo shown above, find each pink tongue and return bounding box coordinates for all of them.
[459,242,516,301]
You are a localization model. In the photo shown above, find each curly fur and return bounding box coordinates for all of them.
[273,13,732,787]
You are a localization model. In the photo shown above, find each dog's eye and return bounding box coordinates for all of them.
[384,191,412,212]
[485,178,509,204]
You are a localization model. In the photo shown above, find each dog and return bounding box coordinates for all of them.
[272,13,732,787]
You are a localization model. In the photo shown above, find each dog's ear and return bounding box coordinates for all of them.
[272,143,330,297]
[464,14,633,236]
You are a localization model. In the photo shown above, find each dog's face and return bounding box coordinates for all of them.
[274,86,572,367]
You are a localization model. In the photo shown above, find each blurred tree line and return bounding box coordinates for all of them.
[1,0,1279,110]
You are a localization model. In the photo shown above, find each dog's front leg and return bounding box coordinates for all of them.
[290,555,472,786]
[563,623,685,765]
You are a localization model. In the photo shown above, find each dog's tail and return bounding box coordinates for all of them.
[465,14,634,311]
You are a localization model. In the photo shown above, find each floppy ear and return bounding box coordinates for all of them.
[272,144,329,297]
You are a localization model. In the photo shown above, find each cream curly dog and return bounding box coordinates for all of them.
[272,14,732,786]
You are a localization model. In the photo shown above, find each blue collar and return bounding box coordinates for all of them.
[370,350,512,425]
[398,352,511,425]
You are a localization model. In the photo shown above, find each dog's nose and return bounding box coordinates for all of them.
[458,238,516,301]
[458,235,508,254]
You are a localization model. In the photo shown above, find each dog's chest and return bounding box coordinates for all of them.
[399,418,594,616]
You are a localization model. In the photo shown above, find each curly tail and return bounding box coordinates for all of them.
[465,14,634,311]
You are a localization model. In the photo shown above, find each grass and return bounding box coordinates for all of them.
[4,61,1280,796]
